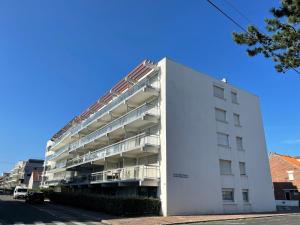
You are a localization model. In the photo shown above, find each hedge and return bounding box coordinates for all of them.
[47,191,161,216]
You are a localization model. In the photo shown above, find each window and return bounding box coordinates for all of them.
[233,113,241,126]
[213,85,225,99]
[242,189,249,202]
[288,171,294,181]
[222,188,234,202]
[231,91,238,104]
[217,132,229,147]
[220,160,232,175]
[285,191,291,200]
[215,108,227,122]
[236,137,244,151]
[239,162,246,175]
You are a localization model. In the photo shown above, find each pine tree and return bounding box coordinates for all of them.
[233,0,300,73]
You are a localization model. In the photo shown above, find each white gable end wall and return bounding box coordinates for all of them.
[160,58,275,215]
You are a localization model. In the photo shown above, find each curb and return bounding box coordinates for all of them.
[161,213,295,225]
[101,213,295,225]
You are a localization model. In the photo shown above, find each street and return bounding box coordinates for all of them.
[0,195,108,225]
[2,194,300,225]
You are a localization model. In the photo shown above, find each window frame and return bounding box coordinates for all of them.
[233,113,241,127]
[287,170,294,181]
[231,91,238,104]
[217,132,230,148]
[219,159,232,175]
[213,85,225,99]
[236,136,244,151]
[222,188,234,202]
[215,108,227,123]
[239,162,246,176]
[242,189,249,203]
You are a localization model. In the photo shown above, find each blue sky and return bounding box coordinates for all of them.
[0,0,299,173]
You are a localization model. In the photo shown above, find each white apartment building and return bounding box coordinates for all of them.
[41,58,276,216]
[6,161,26,190]
[4,159,44,190]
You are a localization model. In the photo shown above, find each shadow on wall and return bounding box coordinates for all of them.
[273,182,299,200]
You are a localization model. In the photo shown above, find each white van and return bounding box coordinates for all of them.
[13,186,28,199]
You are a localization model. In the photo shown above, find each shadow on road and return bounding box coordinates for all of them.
[0,194,116,224]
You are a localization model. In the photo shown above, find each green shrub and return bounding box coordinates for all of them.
[48,192,161,216]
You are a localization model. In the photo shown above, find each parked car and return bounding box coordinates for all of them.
[25,192,44,204]
[13,186,28,199]
[0,189,4,194]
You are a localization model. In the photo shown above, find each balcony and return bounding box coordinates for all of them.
[66,133,160,169]
[45,179,65,186]
[90,165,160,186]
[47,101,159,162]
[47,144,71,161]
[51,71,159,151]
[68,102,159,154]
[66,175,90,185]
[46,161,67,173]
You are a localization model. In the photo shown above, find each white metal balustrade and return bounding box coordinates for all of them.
[47,144,69,161]
[68,102,159,152]
[90,165,160,184]
[51,71,159,150]
[66,133,160,168]
[47,102,159,161]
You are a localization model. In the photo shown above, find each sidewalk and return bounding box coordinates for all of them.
[101,213,289,225]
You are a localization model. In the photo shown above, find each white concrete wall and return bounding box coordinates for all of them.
[276,200,299,207]
[160,58,275,216]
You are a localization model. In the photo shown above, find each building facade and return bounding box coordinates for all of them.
[269,152,300,202]
[41,58,275,216]
[2,159,44,190]
[0,173,10,191]
[6,161,26,190]
[21,159,44,187]
[28,171,43,190]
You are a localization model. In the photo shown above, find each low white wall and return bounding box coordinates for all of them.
[276,200,299,207]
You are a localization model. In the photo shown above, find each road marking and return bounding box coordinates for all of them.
[90,222,102,225]
[52,222,66,225]
[71,222,87,225]
[14,223,25,225]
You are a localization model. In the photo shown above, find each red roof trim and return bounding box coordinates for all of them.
[51,60,156,141]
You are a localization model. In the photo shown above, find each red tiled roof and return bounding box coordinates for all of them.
[272,153,300,168]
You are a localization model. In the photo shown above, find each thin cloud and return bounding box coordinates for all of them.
[282,139,300,145]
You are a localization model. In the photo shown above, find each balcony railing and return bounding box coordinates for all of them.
[46,161,67,173]
[90,165,160,184]
[51,71,159,150]
[66,175,90,184]
[47,101,159,162]
[66,133,159,168]
[68,102,159,153]
[45,179,65,185]
[47,144,69,161]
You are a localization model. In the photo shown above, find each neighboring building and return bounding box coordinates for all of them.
[41,58,275,216]
[20,159,44,187]
[0,173,11,193]
[28,171,43,190]
[269,152,300,201]
[0,173,10,189]
[6,161,26,190]
[2,159,44,190]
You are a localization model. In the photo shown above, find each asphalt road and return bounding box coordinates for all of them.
[2,194,300,225]
[0,194,108,225]
[181,214,300,225]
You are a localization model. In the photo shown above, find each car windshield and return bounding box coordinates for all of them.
[17,189,27,193]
